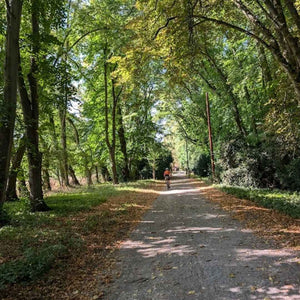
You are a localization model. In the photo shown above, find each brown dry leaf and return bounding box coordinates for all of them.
[196,181,300,250]
[1,182,164,300]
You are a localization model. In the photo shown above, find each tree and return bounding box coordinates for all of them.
[6,135,26,201]
[18,0,50,211]
[0,0,23,223]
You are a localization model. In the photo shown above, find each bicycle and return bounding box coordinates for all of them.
[165,175,171,189]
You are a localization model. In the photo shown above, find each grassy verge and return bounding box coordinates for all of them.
[0,181,160,292]
[217,185,300,218]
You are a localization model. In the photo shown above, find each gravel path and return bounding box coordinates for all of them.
[104,173,300,299]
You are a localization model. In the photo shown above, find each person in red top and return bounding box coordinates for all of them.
[164,168,171,189]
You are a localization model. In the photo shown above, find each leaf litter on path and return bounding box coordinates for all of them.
[196,180,300,250]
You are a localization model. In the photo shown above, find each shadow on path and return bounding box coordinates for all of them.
[104,173,300,300]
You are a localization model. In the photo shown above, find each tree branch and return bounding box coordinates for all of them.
[5,0,10,11]
[192,14,272,50]
[69,27,107,52]
[53,27,107,67]
[153,16,177,40]
[284,0,300,31]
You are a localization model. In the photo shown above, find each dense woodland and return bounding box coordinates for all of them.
[1,0,300,223]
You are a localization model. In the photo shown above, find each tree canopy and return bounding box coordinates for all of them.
[1,0,300,222]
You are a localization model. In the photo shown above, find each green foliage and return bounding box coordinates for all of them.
[0,181,153,289]
[216,138,280,188]
[0,244,67,289]
[220,165,259,188]
[219,186,300,218]
[193,154,210,177]
[278,158,300,191]
[0,208,10,227]
[46,190,107,215]
[155,151,173,180]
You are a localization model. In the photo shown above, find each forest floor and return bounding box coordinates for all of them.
[1,173,300,299]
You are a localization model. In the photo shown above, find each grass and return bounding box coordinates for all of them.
[0,181,157,290]
[217,185,300,218]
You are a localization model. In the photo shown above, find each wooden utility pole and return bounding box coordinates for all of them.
[206,93,215,179]
[185,138,190,177]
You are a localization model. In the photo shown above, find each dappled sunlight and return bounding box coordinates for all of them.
[196,213,227,219]
[139,220,155,224]
[166,226,236,233]
[126,188,161,195]
[121,238,194,258]
[227,285,300,299]
[161,187,206,195]
[256,285,300,298]
[195,180,300,250]
[151,238,176,245]
[106,176,300,299]
[236,248,297,261]
[138,244,194,258]
[123,240,153,249]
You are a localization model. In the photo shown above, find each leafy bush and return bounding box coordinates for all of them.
[0,209,10,227]
[220,163,259,188]
[0,244,67,290]
[217,138,279,188]
[219,185,300,218]
[278,158,300,191]
[193,154,210,177]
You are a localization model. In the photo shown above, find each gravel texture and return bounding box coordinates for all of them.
[104,173,300,300]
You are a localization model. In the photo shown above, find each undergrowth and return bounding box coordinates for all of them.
[0,181,157,290]
[218,185,300,218]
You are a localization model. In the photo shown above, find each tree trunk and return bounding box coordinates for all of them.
[67,118,82,186]
[18,168,29,198]
[152,163,156,180]
[86,168,93,186]
[103,55,118,184]
[49,115,64,186]
[0,0,23,223]
[109,148,118,184]
[101,166,110,182]
[6,135,26,201]
[117,106,130,181]
[59,38,70,187]
[100,166,109,182]
[43,168,51,192]
[95,166,100,183]
[69,165,80,185]
[59,109,70,186]
[18,0,49,212]
[56,169,62,187]
[42,151,51,191]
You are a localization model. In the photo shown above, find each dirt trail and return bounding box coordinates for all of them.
[104,173,300,300]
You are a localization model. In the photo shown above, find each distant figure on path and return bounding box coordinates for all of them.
[164,168,171,189]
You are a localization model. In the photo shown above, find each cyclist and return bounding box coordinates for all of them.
[164,168,171,189]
